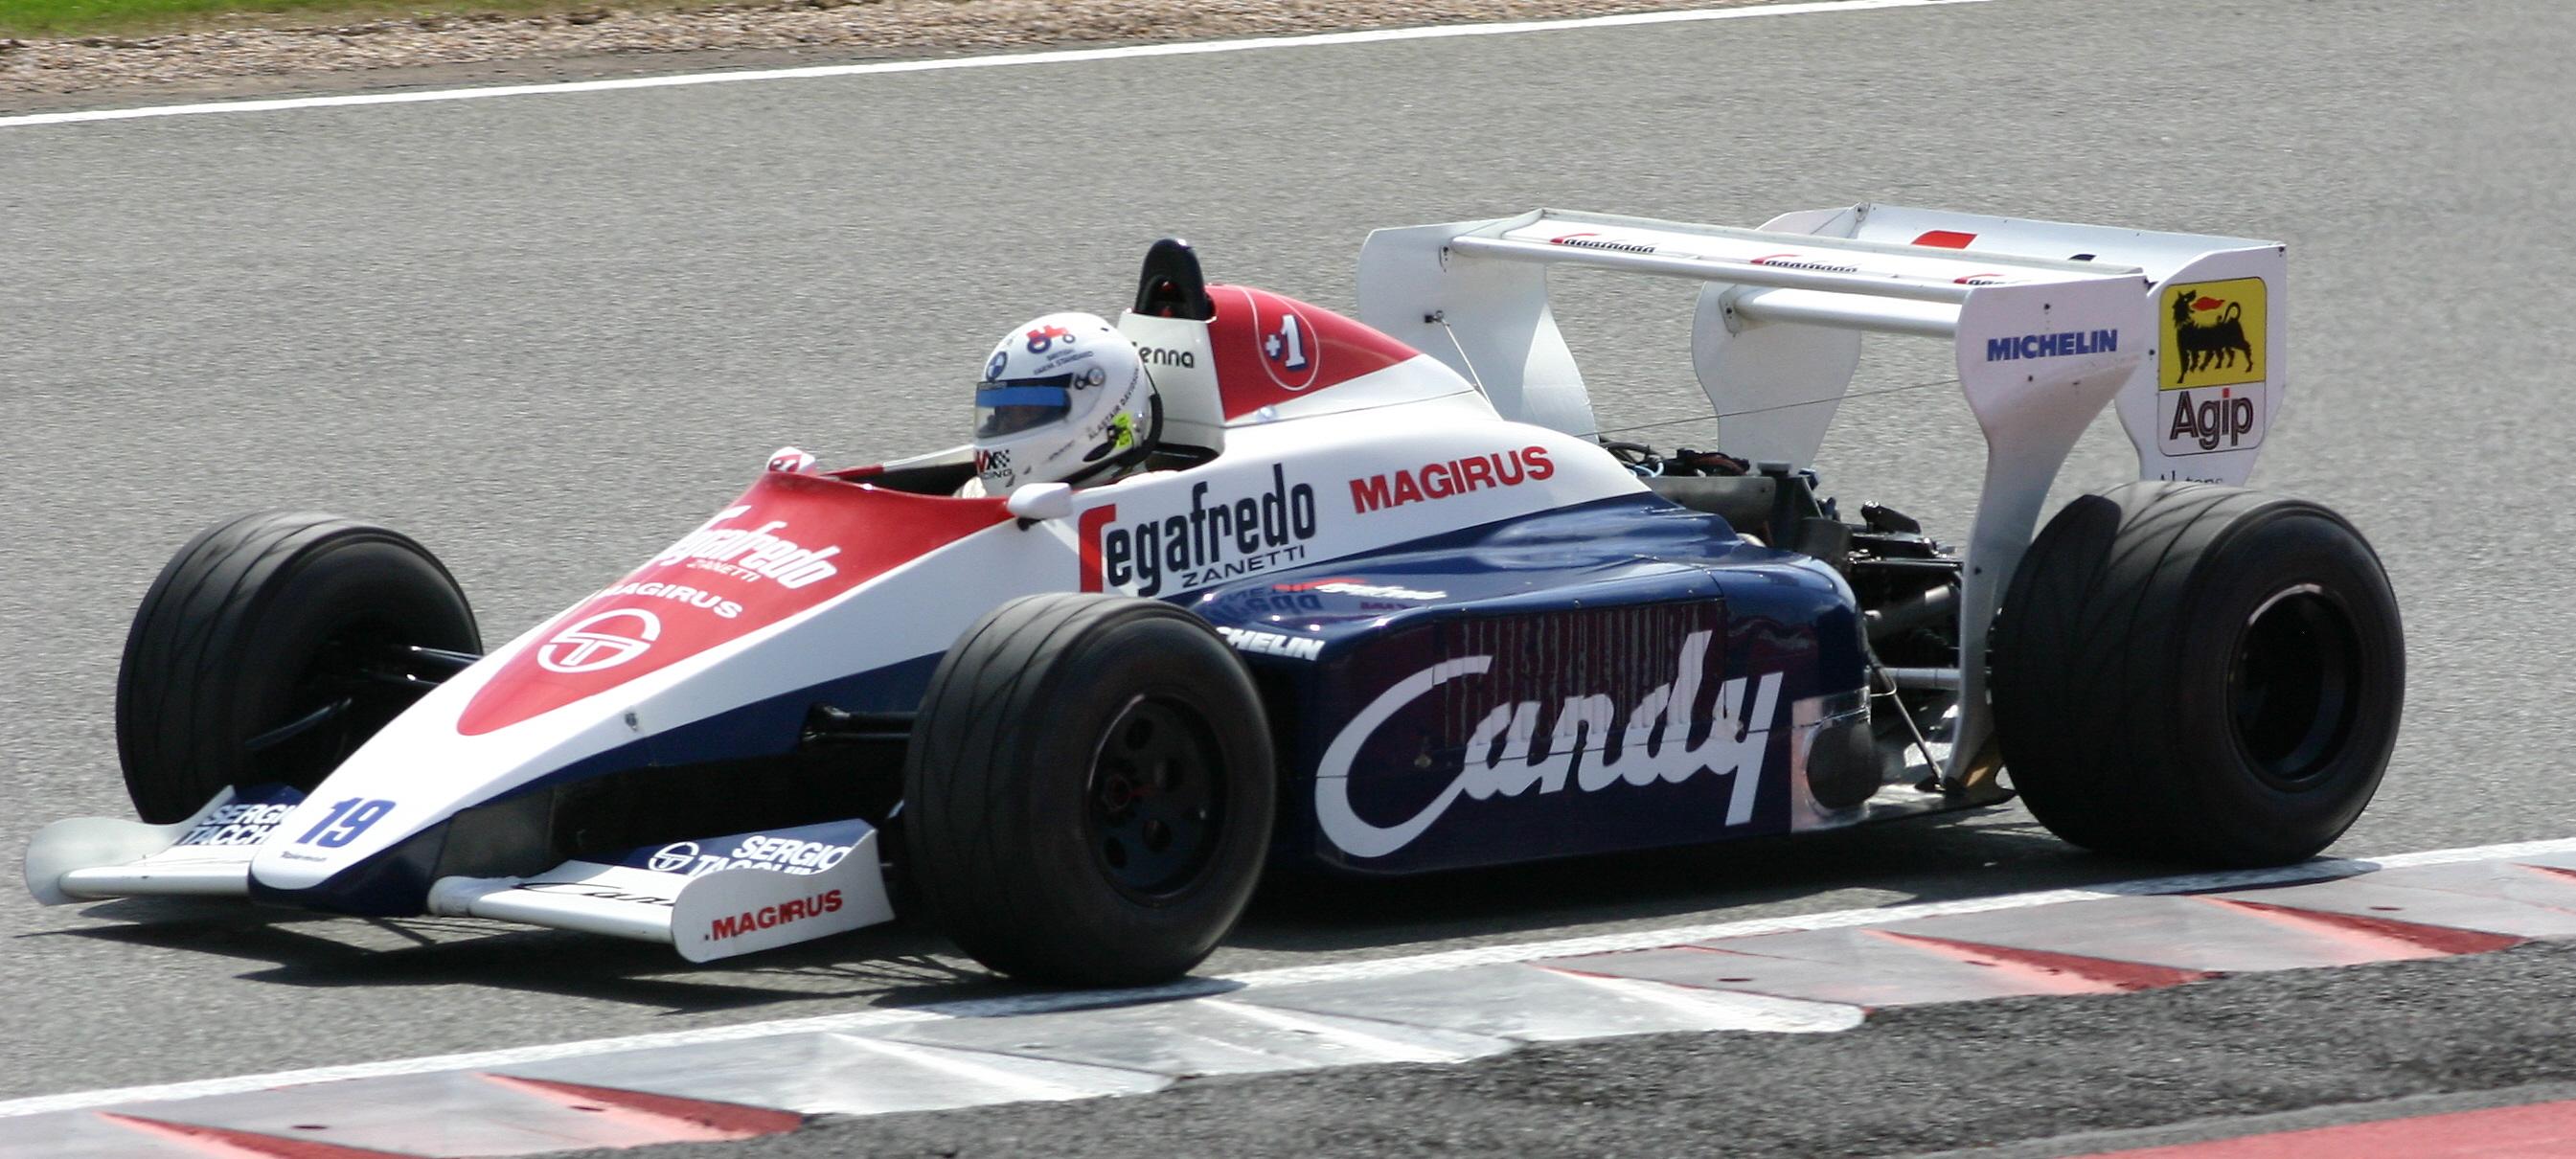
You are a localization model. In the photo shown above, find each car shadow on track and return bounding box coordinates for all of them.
[1224,810,2194,957]
[22,810,2200,1017]
[36,896,1010,1012]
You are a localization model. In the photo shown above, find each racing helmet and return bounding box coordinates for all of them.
[973,311,1158,491]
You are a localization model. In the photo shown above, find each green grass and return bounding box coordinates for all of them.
[0,0,670,38]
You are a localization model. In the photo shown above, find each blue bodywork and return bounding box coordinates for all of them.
[1190,492,1865,875]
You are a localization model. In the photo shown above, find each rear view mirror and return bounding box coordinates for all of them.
[1006,482,1076,521]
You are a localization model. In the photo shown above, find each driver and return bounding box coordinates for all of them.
[965,311,1159,497]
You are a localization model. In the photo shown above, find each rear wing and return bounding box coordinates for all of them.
[1356,206,2284,777]
[1356,205,2282,482]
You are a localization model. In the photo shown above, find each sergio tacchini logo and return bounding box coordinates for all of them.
[537,608,663,674]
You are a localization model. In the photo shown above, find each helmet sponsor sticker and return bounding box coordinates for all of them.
[1026,324,1075,354]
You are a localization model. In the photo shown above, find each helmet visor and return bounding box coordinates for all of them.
[975,379,1074,439]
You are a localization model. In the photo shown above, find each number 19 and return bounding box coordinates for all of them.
[296,797,395,848]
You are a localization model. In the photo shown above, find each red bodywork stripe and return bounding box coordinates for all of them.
[458,473,1010,736]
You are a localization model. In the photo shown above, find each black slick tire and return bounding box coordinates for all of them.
[117,511,481,822]
[1990,482,2404,866]
[903,593,1276,987]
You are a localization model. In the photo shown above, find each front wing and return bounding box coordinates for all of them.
[24,786,895,963]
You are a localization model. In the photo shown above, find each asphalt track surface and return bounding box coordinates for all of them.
[2,0,2572,1153]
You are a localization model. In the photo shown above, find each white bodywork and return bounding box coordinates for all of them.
[30,203,2286,954]
[1358,206,2284,773]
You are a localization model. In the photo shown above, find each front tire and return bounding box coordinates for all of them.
[117,512,480,822]
[903,594,1276,986]
[1991,482,2404,866]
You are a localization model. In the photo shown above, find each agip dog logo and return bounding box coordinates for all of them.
[2156,277,2269,458]
[2160,278,2266,390]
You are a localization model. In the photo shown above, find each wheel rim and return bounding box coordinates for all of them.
[1084,694,1225,901]
[2226,584,2363,789]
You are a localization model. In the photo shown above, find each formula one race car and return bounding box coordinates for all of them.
[27,206,2405,987]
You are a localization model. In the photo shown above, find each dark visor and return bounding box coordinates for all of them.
[975,378,1075,438]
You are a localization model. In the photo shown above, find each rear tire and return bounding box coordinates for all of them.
[117,512,480,822]
[903,593,1276,986]
[1990,482,2404,866]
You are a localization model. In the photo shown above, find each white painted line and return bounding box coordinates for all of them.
[0,0,1996,130]
[3,833,2568,1121]
[831,1036,1155,1101]
[1539,970,1865,1034]
[1196,999,1495,1063]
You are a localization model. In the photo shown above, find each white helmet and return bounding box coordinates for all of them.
[973,311,1157,491]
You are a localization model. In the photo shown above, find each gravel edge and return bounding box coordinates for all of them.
[1,0,1777,111]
